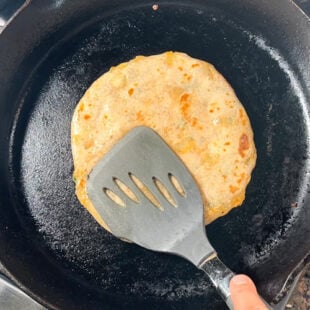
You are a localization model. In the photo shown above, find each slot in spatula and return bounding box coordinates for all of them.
[86,126,269,309]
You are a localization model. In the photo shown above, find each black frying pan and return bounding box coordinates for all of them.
[0,0,309,309]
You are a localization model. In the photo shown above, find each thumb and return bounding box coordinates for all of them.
[230,275,268,310]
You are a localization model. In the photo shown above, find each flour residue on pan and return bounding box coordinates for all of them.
[239,31,310,261]
[251,34,310,202]
[245,32,309,158]
[130,280,211,299]
[250,34,308,113]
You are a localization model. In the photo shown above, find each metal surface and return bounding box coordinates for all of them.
[86,127,236,309]
[0,275,44,310]
[87,127,215,265]
[199,257,235,309]
[0,0,309,309]
[87,126,272,310]
[0,0,26,33]
[294,0,310,14]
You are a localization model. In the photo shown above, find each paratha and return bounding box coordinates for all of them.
[71,51,256,230]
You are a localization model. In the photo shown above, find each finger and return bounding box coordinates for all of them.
[230,274,268,310]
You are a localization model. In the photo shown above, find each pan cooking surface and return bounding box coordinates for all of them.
[8,3,309,309]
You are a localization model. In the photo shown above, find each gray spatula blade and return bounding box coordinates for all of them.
[86,126,215,266]
[86,126,272,310]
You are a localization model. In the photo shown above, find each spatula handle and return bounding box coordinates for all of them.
[199,255,234,309]
[199,256,271,309]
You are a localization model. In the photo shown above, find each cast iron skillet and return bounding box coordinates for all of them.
[0,0,309,309]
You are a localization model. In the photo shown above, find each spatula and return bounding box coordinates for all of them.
[86,126,268,309]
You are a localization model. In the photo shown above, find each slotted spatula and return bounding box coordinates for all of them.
[87,126,268,309]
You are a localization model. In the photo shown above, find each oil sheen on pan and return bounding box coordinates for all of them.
[71,51,257,230]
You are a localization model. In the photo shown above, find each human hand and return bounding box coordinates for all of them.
[230,274,268,310]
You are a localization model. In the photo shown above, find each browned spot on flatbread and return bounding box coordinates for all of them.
[83,114,91,120]
[166,51,174,66]
[78,104,84,112]
[239,108,247,126]
[128,88,134,96]
[239,133,250,158]
[180,93,190,119]
[84,140,94,149]
[180,93,190,103]
[229,185,240,193]
[136,111,144,121]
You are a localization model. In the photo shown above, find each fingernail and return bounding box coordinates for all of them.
[231,275,251,285]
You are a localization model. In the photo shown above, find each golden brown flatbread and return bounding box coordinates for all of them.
[71,51,256,230]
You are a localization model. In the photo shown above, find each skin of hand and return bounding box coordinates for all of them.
[230,275,268,310]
